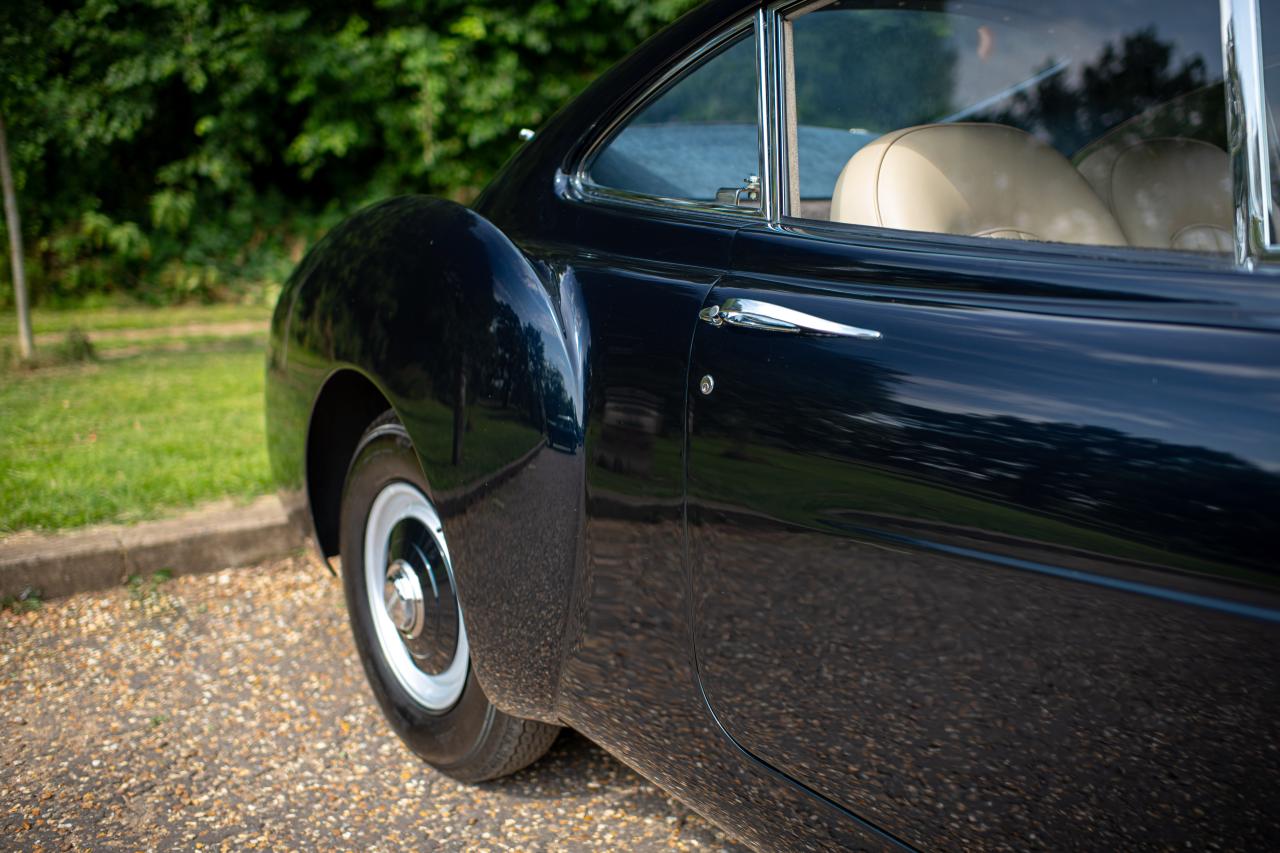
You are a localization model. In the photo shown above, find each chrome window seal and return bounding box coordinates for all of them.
[570,17,767,225]
[570,181,767,224]
[767,0,835,222]
[1221,0,1274,266]
[756,8,780,223]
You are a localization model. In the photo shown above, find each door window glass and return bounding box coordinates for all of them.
[587,31,762,210]
[784,1,1231,253]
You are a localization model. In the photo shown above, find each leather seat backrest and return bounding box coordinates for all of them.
[1078,138,1232,252]
[831,123,1127,246]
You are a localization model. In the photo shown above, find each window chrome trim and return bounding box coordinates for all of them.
[570,17,766,223]
[756,8,780,222]
[1221,0,1274,265]
[768,0,836,220]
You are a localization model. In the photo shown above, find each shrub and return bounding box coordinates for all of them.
[0,1,701,309]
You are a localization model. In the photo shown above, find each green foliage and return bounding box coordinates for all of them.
[127,567,174,613]
[59,327,97,364]
[1,587,43,613]
[0,0,700,308]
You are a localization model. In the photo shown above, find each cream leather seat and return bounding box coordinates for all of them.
[1077,138,1232,252]
[830,123,1127,246]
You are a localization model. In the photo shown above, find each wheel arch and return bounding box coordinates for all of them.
[269,195,588,724]
[305,367,396,560]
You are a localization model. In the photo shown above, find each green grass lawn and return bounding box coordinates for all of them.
[89,330,268,355]
[0,338,271,534]
[0,297,546,535]
[0,303,270,338]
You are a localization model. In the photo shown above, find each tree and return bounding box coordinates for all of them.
[981,28,1216,155]
[0,114,30,359]
[0,0,51,357]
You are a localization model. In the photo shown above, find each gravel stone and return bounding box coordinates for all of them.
[1,555,745,851]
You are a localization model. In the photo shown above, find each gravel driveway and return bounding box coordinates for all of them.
[1,555,742,851]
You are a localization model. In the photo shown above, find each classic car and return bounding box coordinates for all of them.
[546,413,582,452]
[265,0,1280,848]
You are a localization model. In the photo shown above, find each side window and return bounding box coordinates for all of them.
[784,1,1231,254]
[586,31,761,210]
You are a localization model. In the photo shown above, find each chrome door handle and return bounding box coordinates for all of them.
[698,298,882,340]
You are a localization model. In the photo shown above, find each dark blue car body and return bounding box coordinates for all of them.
[266,1,1280,848]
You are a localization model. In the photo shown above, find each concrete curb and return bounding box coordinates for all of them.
[0,494,309,601]
[0,438,550,602]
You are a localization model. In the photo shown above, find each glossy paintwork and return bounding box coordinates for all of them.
[268,195,585,723]
[688,222,1280,848]
[265,0,1280,848]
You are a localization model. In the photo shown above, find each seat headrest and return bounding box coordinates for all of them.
[1099,138,1233,252]
[831,123,1127,247]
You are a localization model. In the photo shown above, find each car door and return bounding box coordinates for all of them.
[477,10,910,849]
[491,11,918,849]
[686,1,1280,850]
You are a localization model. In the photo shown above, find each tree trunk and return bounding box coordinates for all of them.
[0,114,32,361]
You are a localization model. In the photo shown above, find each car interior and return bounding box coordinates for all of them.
[826,116,1233,252]
[788,0,1239,252]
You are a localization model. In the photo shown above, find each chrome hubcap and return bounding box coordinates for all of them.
[364,482,469,711]
[383,559,425,638]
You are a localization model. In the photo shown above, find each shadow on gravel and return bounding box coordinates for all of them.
[480,728,749,849]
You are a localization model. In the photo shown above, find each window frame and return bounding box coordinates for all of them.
[1222,0,1276,265]
[571,12,772,223]
[763,0,1279,270]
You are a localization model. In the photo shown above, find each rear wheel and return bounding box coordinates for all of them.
[339,409,560,782]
